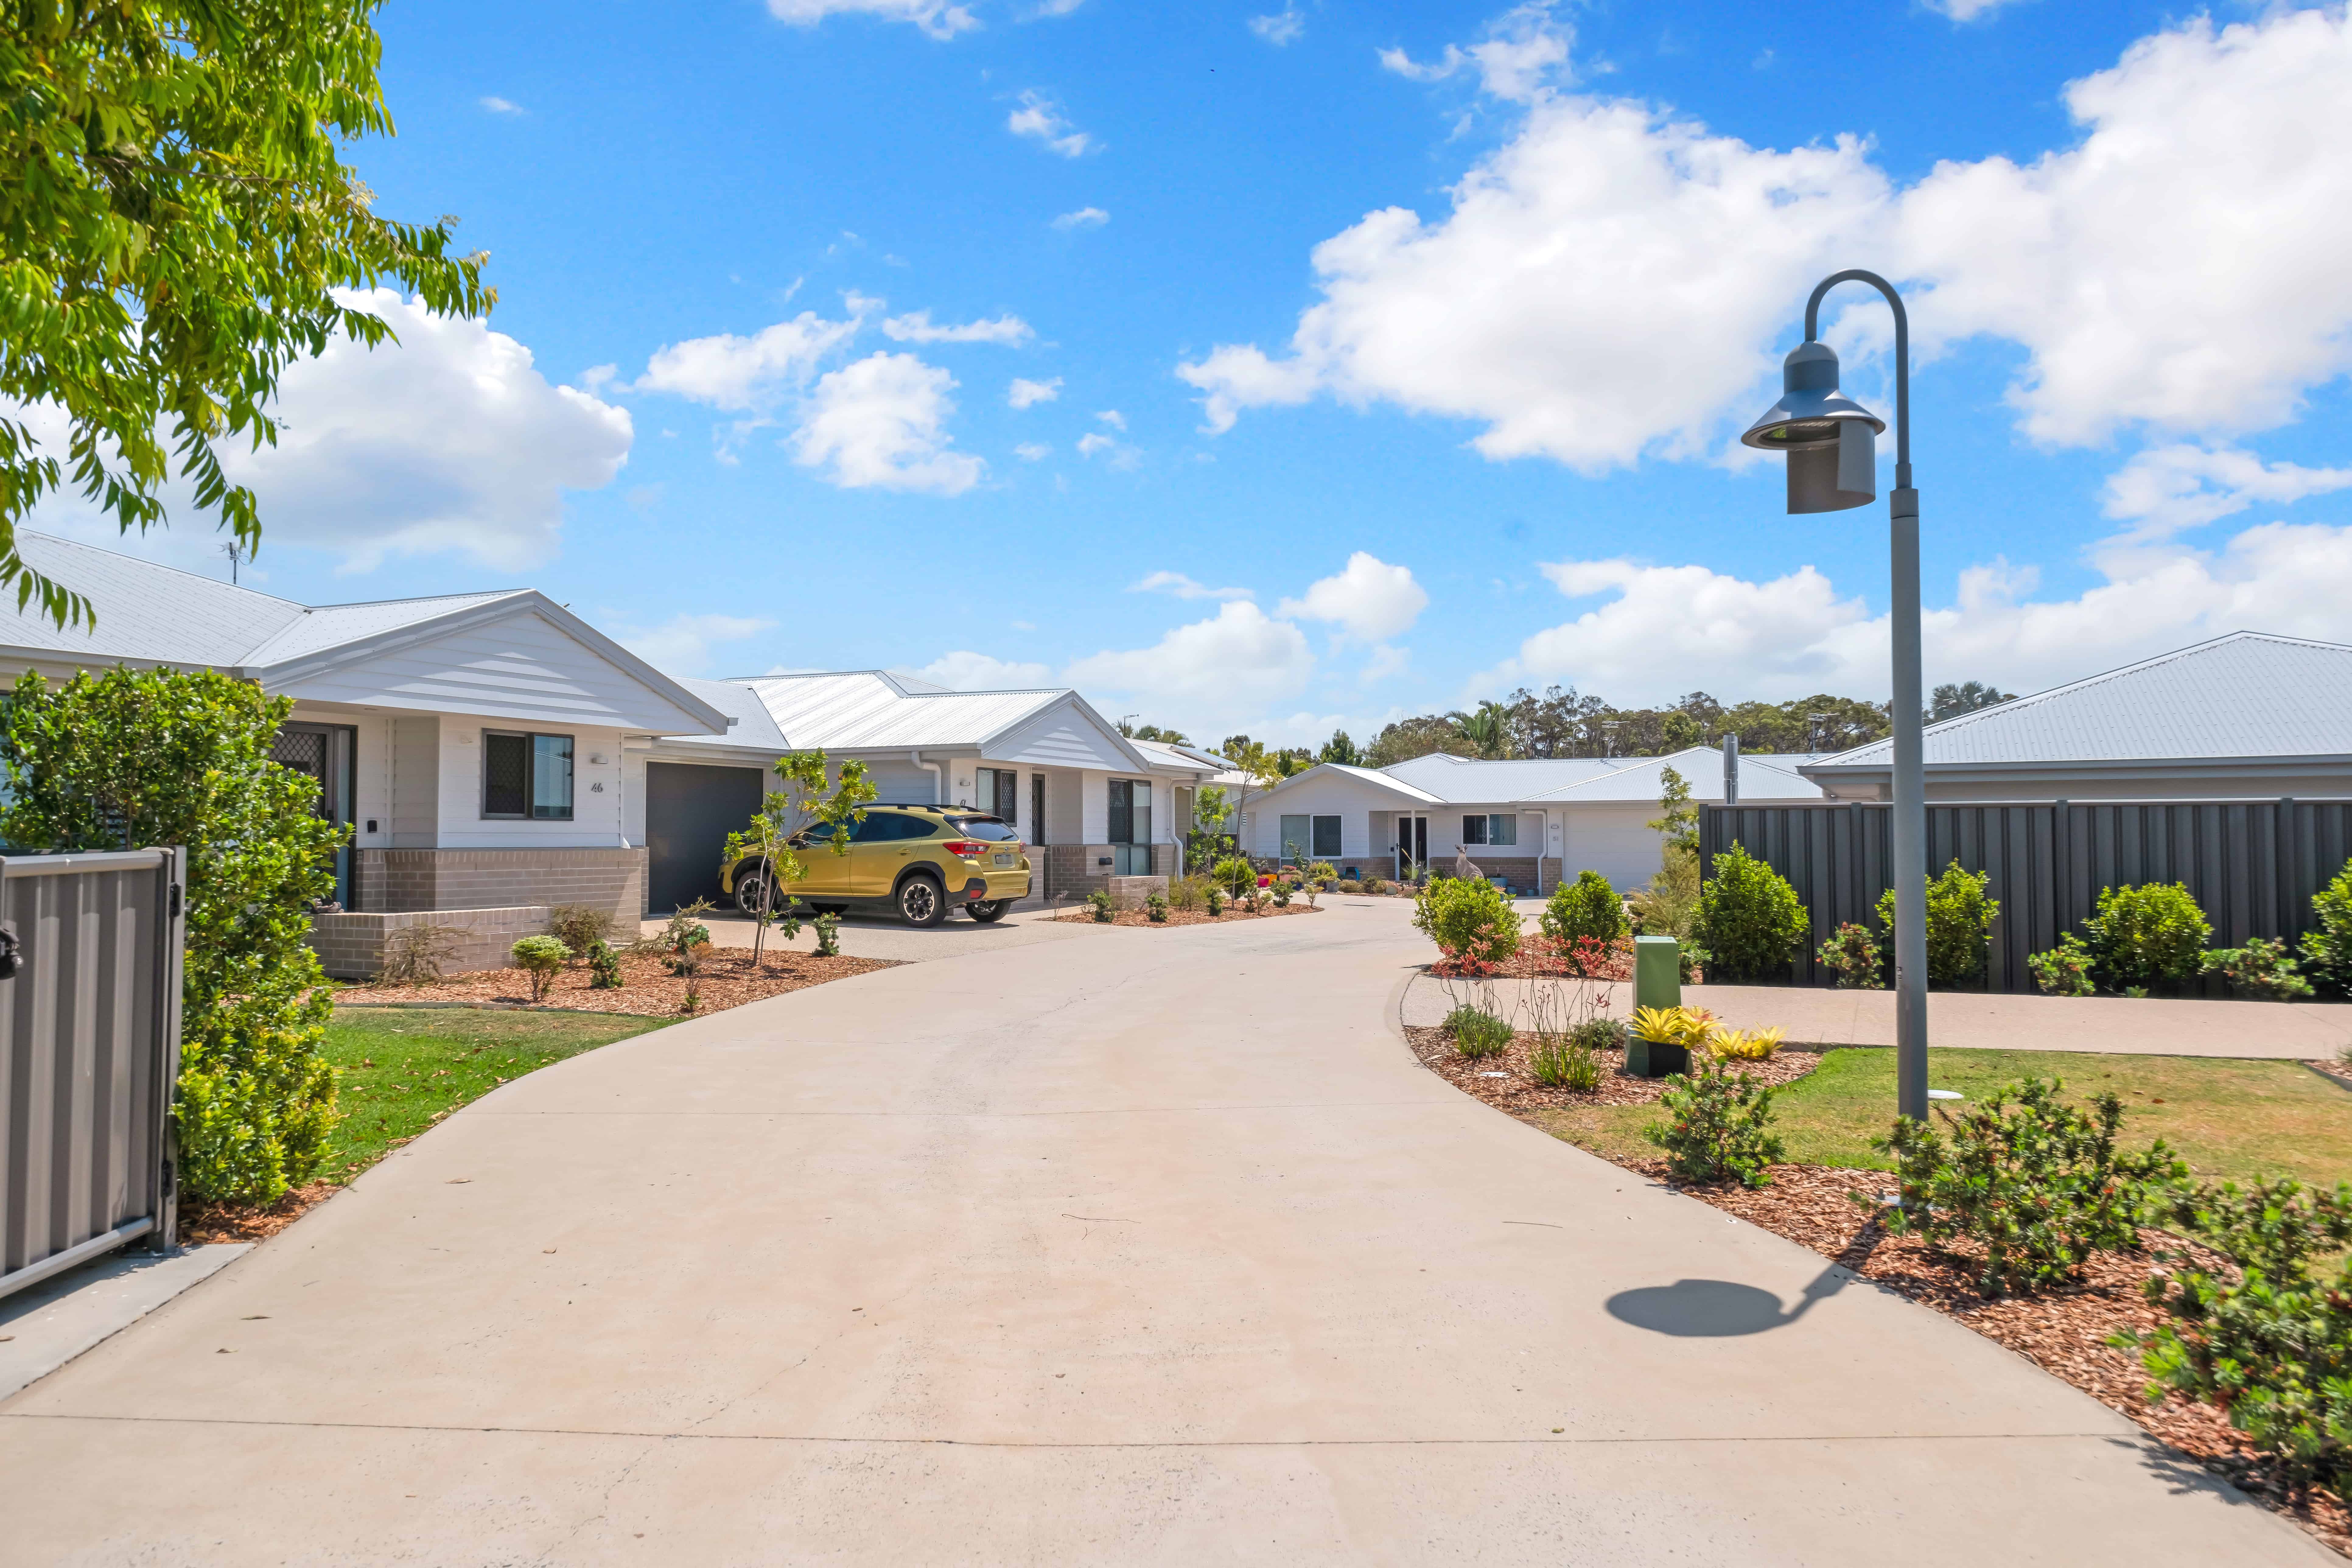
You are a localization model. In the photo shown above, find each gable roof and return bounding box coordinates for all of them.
[0,532,729,735]
[1255,761,1449,807]
[1253,749,1826,807]
[1809,632,2352,776]
[1378,752,1638,800]
[1528,747,1825,803]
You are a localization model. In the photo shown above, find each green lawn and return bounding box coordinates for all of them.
[1537,1047,2352,1187]
[320,1008,671,1181]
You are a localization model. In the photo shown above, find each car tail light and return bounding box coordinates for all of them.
[943,840,986,857]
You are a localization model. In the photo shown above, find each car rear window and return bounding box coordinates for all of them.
[946,815,1019,842]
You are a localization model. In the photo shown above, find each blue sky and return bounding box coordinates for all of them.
[36,1,2352,746]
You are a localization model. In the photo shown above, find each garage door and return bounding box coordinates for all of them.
[645,762,765,914]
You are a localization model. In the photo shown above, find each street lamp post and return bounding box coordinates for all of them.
[1740,269,1928,1123]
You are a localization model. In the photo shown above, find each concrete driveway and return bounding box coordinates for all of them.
[0,903,2326,1564]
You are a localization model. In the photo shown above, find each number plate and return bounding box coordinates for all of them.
[993,853,1013,867]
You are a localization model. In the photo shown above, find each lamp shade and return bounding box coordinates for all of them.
[1739,341,1884,513]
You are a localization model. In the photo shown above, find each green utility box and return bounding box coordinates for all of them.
[1628,936,1685,1078]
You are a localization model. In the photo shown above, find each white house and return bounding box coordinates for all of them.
[632,670,1222,910]
[1242,746,1826,893]
[1801,632,2352,802]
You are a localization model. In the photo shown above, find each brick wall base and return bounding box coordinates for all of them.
[1108,875,1168,911]
[307,905,554,982]
[1438,855,1543,894]
[354,848,645,926]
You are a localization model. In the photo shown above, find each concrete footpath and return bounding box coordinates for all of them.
[3,902,2326,1563]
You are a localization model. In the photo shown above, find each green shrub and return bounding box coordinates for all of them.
[1413,874,1521,966]
[510,935,572,1002]
[1086,889,1114,922]
[1210,855,1256,899]
[586,938,624,990]
[2082,882,2210,990]
[1205,885,1226,916]
[1693,845,1808,981]
[376,923,462,988]
[1530,1032,1603,1090]
[1271,878,1293,908]
[0,667,345,1206]
[2304,857,2352,998]
[1146,892,1169,923]
[2026,934,2096,997]
[548,904,613,962]
[2135,1178,2352,1496]
[1816,922,1885,989]
[1876,860,1998,988]
[1875,1078,2186,1296]
[1167,874,1208,912]
[1445,1005,1512,1059]
[813,912,842,956]
[1541,869,1628,945]
[2201,937,2313,1001]
[1645,1055,1784,1188]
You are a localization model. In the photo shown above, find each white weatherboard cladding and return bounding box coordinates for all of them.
[1246,772,1398,859]
[436,716,630,848]
[276,610,712,734]
[992,704,1134,772]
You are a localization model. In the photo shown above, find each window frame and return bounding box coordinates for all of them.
[1488,813,1518,847]
[1461,813,1489,846]
[1311,814,1343,859]
[480,729,577,822]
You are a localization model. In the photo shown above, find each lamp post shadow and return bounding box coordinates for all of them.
[1605,1250,1872,1338]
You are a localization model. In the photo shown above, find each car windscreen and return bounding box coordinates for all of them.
[945,815,1020,842]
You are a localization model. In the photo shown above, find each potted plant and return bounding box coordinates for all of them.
[1628,1004,1704,1079]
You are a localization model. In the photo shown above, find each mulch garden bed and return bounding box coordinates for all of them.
[181,1182,341,1247]
[1053,902,1325,928]
[338,946,895,1017]
[1405,1003,2352,1557]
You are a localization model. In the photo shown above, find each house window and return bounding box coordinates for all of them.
[1462,813,1516,847]
[1311,814,1342,858]
[484,731,574,820]
[1280,814,1310,861]
[976,767,1017,819]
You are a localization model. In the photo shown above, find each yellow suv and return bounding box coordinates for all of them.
[719,805,1031,928]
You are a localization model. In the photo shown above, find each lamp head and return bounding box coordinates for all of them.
[1740,341,1885,513]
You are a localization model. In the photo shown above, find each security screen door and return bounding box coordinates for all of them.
[1108,779,1152,876]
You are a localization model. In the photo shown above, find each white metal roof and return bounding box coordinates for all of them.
[1813,632,2352,774]
[739,670,1064,749]
[1127,738,1224,777]
[1529,747,1826,803]
[238,591,522,668]
[1256,761,1449,806]
[1379,752,1645,802]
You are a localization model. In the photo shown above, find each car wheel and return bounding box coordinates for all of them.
[733,864,772,917]
[897,875,945,928]
[966,899,1010,924]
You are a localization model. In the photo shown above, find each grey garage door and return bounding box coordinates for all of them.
[646,762,765,914]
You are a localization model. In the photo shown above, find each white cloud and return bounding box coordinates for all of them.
[1008,376,1063,408]
[882,310,1034,345]
[1075,432,1117,458]
[1008,91,1094,157]
[765,0,978,40]
[1028,0,1088,16]
[1496,516,2352,706]
[791,352,985,495]
[919,650,1053,689]
[622,613,776,675]
[479,96,525,115]
[1187,8,2352,468]
[1065,600,1315,712]
[25,288,632,575]
[1013,442,1051,461]
[1379,4,1572,105]
[2102,445,2352,541]
[635,310,862,411]
[1052,206,1110,230]
[1249,8,1304,46]
[1130,570,1251,601]
[1094,409,1126,430]
[1361,643,1411,682]
[1277,552,1429,641]
[1927,0,2029,20]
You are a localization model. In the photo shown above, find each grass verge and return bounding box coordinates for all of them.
[319,1007,671,1181]
[1534,1046,2352,1186]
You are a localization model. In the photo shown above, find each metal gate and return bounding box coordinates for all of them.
[0,848,187,1300]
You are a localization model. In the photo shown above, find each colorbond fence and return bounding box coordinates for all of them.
[1699,799,2352,992]
[0,849,187,1301]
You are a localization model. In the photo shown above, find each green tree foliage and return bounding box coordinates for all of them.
[1317,729,1360,766]
[1646,1055,1785,1188]
[1629,765,1702,941]
[721,751,875,965]
[1876,1079,2185,1297]
[1363,713,1477,768]
[2082,882,2212,989]
[1412,874,1520,965]
[1693,844,1809,981]
[1541,869,1627,944]
[1816,922,1885,989]
[0,667,342,1202]
[1115,720,1188,743]
[2200,937,2312,1001]
[1446,699,1513,759]
[1,1,491,624]
[2304,857,2352,998]
[1927,680,2017,724]
[1875,859,1999,988]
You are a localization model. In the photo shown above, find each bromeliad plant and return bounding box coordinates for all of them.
[1871,1077,2187,1297]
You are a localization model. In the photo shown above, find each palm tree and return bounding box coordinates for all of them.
[1447,700,1513,759]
